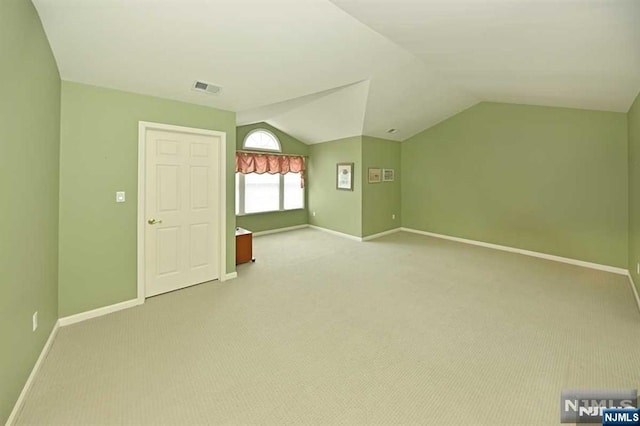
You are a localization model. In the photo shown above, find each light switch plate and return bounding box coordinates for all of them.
[116,191,125,203]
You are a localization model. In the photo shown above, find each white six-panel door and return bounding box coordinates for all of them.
[144,128,221,297]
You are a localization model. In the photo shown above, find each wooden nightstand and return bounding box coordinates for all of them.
[235,227,254,265]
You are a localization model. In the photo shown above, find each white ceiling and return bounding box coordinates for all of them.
[33,0,640,144]
[255,80,370,145]
[331,0,640,113]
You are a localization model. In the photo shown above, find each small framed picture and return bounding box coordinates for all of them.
[383,168,395,182]
[368,168,382,183]
[336,162,354,191]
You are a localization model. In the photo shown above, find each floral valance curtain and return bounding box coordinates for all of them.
[235,151,306,187]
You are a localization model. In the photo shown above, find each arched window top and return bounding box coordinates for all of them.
[243,129,281,152]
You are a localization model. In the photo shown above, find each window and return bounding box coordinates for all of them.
[236,172,304,214]
[284,172,304,210]
[245,173,279,213]
[243,129,281,152]
[236,129,305,215]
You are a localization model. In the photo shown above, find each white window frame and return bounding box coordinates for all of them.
[236,172,304,215]
[243,128,281,152]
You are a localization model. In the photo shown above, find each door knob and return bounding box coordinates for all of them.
[147,218,163,225]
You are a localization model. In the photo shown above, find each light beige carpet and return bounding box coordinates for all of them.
[15,229,640,425]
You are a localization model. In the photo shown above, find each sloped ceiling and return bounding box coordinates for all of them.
[331,0,640,113]
[237,81,370,144]
[266,80,370,145]
[32,0,640,144]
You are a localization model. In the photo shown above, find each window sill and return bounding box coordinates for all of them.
[236,208,306,217]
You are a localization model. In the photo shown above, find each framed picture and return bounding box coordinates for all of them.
[368,168,382,183]
[336,162,354,191]
[383,168,395,182]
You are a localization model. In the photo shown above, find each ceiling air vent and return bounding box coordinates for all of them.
[192,80,222,95]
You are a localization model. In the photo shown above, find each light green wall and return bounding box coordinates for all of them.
[402,102,628,268]
[362,136,401,237]
[308,136,363,237]
[0,0,60,422]
[236,122,309,232]
[59,81,236,317]
[629,92,640,291]
[307,135,401,238]
[237,210,308,233]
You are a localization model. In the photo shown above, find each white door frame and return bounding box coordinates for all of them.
[137,121,228,303]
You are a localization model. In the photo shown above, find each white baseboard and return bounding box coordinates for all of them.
[58,298,142,327]
[253,224,309,237]
[223,272,238,281]
[401,227,628,275]
[257,224,400,242]
[362,228,402,241]
[6,320,59,426]
[308,225,363,241]
[61,272,240,327]
[628,274,640,314]
[308,226,402,243]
